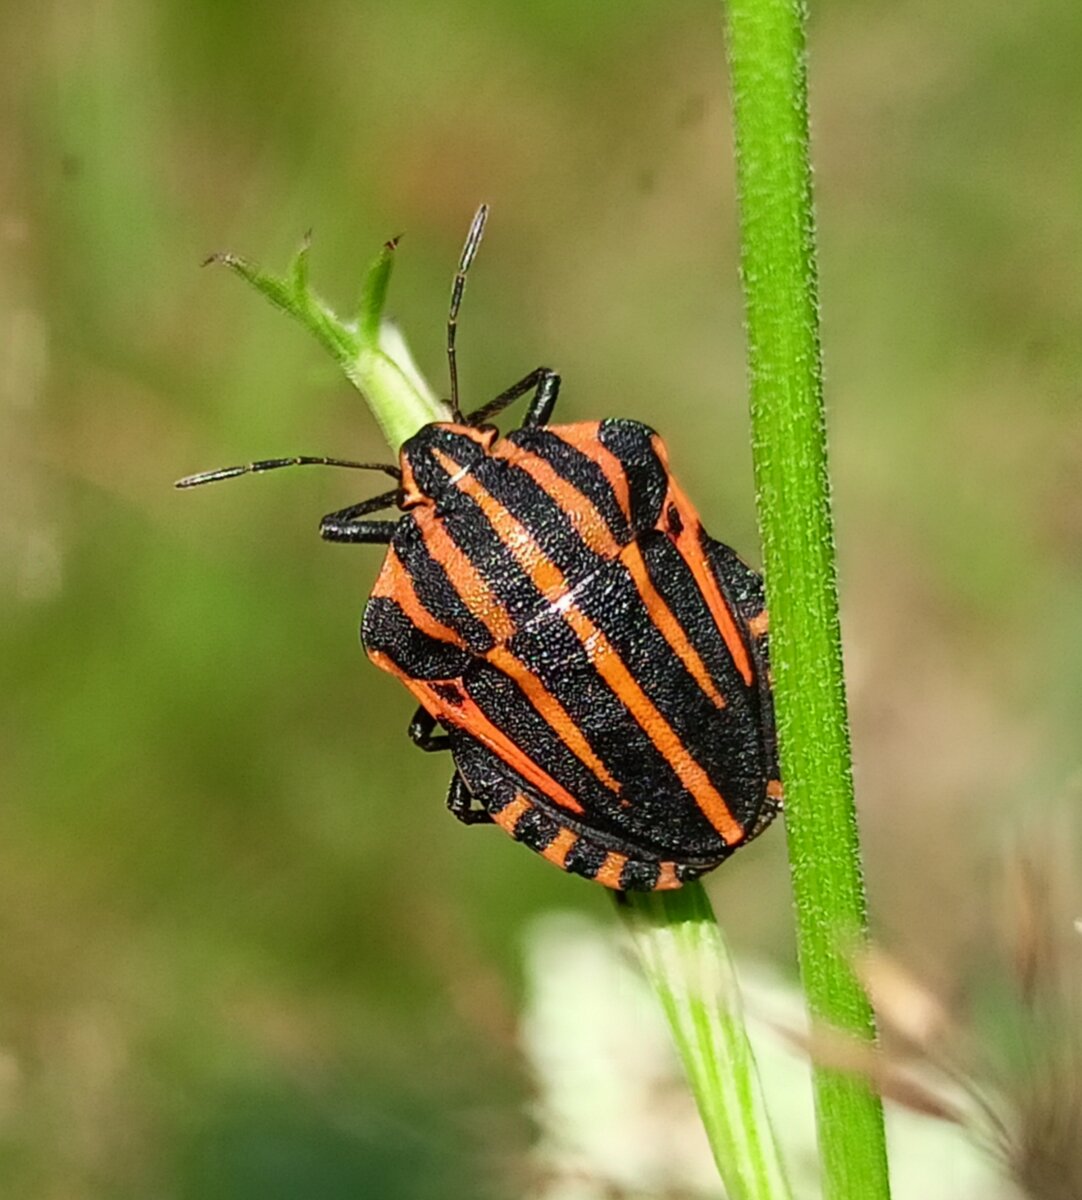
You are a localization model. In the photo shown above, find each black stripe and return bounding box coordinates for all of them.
[472,454,612,578]
[563,838,606,880]
[637,532,752,701]
[511,805,560,851]
[619,859,661,891]
[505,427,631,545]
[705,533,766,624]
[598,419,669,533]
[705,536,778,784]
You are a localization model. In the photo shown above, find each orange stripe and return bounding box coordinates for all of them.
[767,779,784,802]
[413,510,516,643]
[620,541,726,709]
[540,827,578,869]
[371,546,466,648]
[435,452,743,844]
[663,477,754,688]
[433,447,567,600]
[655,862,681,891]
[547,422,631,523]
[747,609,769,639]
[595,851,628,890]
[490,792,532,836]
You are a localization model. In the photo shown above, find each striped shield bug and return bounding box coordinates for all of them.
[179,207,781,891]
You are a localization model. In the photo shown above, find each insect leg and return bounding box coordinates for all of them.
[408,706,453,753]
[319,488,400,544]
[464,367,561,428]
[522,368,561,427]
[446,771,492,825]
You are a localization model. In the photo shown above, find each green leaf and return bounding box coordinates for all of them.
[207,232,447,450]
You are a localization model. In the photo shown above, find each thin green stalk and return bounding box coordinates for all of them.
[619,886,792,1200]
[723,0,892,1197]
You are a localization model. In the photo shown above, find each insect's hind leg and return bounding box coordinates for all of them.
[464,367,561,429]
[446,771,492,825]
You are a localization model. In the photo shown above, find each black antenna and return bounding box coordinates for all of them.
[447,204,489,421]
[175,456,401,490]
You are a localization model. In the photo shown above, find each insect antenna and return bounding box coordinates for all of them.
[175,456,401,489]
[447,203,489,422]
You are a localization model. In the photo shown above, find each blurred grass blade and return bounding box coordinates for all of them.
[619,884,793,1200]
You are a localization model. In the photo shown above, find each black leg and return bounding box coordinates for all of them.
[408,706,453,753]
[446,771,492,825]
[522,369,561,427]
[464,367,561,429]
[320,517,397,544]
[319,488,400,544]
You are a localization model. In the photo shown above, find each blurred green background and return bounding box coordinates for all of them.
[4,0,1082,1194]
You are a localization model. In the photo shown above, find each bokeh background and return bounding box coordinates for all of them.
[4,0,1082,1195]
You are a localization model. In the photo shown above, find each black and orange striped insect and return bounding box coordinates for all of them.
[179,207,781,891]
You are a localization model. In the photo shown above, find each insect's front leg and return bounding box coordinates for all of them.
[464,367,561,428]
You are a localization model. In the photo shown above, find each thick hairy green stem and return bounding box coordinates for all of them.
[724,0,893,1196]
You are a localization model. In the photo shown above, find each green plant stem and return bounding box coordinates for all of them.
[619,886,793,1200]
[723,0,892,1197]
[211,234,446,448]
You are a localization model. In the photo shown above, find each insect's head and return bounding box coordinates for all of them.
[398,422,497,509]
[176,206,492,503]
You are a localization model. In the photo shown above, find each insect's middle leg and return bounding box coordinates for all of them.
[408,706,453,753]
[409,710,491,824]
[319,489,400,544]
